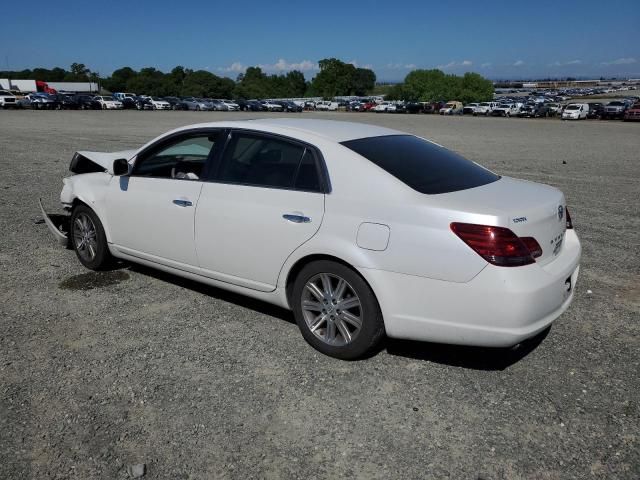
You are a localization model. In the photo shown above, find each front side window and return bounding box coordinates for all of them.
[217,133,322,191]
[133,133,220,180]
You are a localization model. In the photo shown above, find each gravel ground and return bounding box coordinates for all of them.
[1,110,638,479]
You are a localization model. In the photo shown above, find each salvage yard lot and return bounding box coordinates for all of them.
[1,110,638,479]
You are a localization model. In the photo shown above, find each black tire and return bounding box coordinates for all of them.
[70,204,113,270]
[291,260,385,360]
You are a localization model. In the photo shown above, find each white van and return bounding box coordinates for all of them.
[316,101,339,111]
[562,103,588,120]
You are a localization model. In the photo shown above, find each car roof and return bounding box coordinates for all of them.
[176,118,403,142]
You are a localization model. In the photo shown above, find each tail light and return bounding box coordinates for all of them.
[565,207,573,229]
[520,237,543,258]
[450,223,541,267]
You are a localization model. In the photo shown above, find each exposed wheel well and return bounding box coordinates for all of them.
[285,254,371,308]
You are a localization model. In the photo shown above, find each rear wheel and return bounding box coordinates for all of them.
[70,205,113,270]
[292,260,385,360]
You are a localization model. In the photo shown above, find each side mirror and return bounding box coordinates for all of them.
[113,158,129,176]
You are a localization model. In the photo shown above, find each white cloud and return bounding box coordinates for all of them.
[437,60,473,69]
[217,59,319,74]
[601,57,637,66]
[386,63,417,70]
[348,59,374,69]
[481,62,492,68]
[548,59,583,67]
[259,59,319,72]
[513,60,525,66]
[218,62,246,73]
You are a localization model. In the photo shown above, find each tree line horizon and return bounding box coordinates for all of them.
[1,58,496,103]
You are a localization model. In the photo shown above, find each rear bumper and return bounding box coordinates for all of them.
[361,230,581,347]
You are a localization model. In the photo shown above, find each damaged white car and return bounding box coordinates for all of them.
[41,119,581,359]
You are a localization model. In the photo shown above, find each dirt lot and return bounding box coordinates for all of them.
[1,110,638,479]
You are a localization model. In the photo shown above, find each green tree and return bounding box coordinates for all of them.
[352,68,376,96]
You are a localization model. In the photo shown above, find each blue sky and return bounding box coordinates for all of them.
[2,0,639,81]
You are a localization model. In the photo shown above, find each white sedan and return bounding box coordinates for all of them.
[41,119,581,359]
[94,96,123,110]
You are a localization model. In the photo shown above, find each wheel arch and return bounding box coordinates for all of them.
[284,253,377,310]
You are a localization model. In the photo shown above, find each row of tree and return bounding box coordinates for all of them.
[385,70,494,104]
[1,60,495,102]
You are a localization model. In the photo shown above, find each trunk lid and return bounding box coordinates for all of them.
[431,176,567,266]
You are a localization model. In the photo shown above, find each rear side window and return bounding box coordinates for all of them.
[341,135,499,194]
[217,133,323,192]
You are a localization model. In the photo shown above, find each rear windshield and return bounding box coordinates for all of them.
[341,135,500,194]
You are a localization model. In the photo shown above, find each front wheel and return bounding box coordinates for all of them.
[292,260,385,360]
[70,205,113,270]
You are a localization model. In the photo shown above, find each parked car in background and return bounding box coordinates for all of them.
[220,100,240,111]
[518,104,549,118]
[315,101,339,111]
[623,103,640,121]
[246,99,265,111]
[491,103,521,117]
[0,89,18,109]
[404,102,421,114]
[72,95,102,110]
[180,97,211,111]
[146,97,171,110]
[162,97,183,110]
[587,103,604,119]
[113,92,136,102]
[16,95,33,109]
[94,96,123,110]
[602,101,628,120]
[440,101,464,115]
[207,99,228,111]
[43,119,580,360]
[546,103,561,117]
[374,102,392,112]
[28,93,57,109]
[474,102,498,115]
[277,100,303,112]
[50,94,80,110]
[261,100,284,111]
[562,103,588,120]
[463,103,479,115]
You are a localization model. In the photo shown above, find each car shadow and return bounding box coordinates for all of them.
[126,263,294,324]
[117,262,549,369]
[384,327,550,371]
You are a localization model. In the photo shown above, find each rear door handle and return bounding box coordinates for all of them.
[173,199,193,207]
[283,213,311,223]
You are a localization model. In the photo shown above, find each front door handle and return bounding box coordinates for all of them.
[173,199,193,207]
[283,213,311,223]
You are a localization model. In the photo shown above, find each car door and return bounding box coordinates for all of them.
[106,130,222,268]
[195,130,327,292]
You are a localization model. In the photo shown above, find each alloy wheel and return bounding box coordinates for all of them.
[301,273,363,346]
[73,213,98,262]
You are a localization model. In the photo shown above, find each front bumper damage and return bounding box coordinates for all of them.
[38,198,69,247]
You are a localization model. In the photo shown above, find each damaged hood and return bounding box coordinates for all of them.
[72,149,137,174]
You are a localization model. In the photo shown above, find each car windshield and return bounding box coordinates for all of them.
[609,102,624,106]
[566,105,579,110]
[341,135,500,195]
[0,90,12,95]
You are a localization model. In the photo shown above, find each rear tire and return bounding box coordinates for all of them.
[70,205,113,270]
[291,260,385,360]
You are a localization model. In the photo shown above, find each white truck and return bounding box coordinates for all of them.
[473,102,498,115]
[0,89,18,108]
